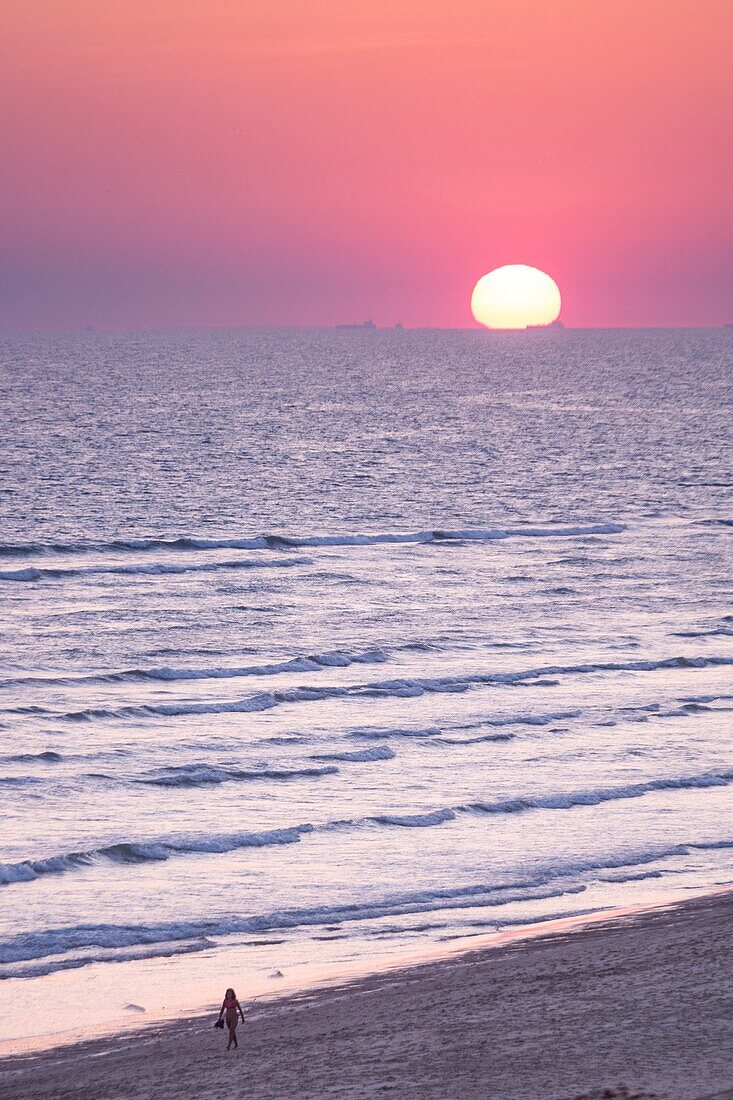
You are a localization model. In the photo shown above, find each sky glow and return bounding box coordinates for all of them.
[1,1,731,330]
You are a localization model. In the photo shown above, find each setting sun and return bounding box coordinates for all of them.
[471,265,562,329]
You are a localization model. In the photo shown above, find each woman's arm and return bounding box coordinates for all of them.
[237,1000,244,1022]
[218,1000,226,1020]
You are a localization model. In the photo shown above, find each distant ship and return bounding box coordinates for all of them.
[335,318,376,330]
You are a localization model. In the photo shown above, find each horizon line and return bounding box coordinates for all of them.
[1,323,731,337]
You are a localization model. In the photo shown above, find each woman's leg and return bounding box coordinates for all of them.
[228,1018,237,1049]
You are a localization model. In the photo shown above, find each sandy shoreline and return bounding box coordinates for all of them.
[2,890,732,1100]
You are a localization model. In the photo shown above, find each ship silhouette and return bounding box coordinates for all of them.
[335,318,376,330]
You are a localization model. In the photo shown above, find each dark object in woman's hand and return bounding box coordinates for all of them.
[214,1019,225,1029]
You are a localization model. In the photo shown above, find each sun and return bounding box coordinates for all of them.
[471,265,561,329]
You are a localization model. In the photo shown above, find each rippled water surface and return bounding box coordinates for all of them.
[1,328,731,1042]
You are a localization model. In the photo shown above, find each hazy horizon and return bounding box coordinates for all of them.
[2,322,732,337]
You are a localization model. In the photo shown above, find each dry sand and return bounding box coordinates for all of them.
[1,891,732,1100]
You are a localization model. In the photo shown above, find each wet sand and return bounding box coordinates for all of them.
[1,891,732,1100]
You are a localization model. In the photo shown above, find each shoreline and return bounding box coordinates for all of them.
[2,888,732,1099]
[0,884,715,1059]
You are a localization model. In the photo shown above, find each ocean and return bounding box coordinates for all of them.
[1,326,731,1045]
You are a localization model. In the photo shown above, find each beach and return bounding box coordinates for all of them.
[2,890,731,1100]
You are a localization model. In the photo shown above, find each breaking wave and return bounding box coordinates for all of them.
[463,770,733,816]
[0,556,312,583]
[3,838,732,977]
[1,937,217,980]
[0,523,626,560]
[371,809,457,827]
[4,768,732,886]
[0,648,388,689]
[0,825,314,885]
[35,654,733,724]
[310,746,396,763]
[137,763,339,788]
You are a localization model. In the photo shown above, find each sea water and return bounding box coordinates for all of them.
[0,327,731,1044]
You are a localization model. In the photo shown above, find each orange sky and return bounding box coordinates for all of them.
[1,0,731,329]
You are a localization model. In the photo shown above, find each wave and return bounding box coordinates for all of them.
[4,769,733,887]
[433,731,516,746]
[61,692,280,721]
[453,710,579,732]
[0,825,314,885]
[463,770,733,816]
[678,692,733,705]
[258,524,628,547]
[310,746,396,763]
[4,838,732,975]
[671,627,733,638]
[596,869,663,884]
[3,750,63,763]
[616,703,726,724]
[0,523,626,561]
[37,654,733,725]
[2,747,395,783]
[0,556,312,583]
[348,710,579,743]
[0,880,587,974]
[348,725,441,740]
[665,701,729,717]
[371,809,457,827]
[0,938,216,980]
[137,763,339,788]
[0,648,388,689]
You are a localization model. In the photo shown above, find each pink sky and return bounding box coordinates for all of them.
[1,1,731,330]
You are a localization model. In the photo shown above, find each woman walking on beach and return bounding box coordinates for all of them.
[218,988,245,1050]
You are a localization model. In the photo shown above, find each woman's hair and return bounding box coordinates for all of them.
[225,988,236,999]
